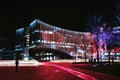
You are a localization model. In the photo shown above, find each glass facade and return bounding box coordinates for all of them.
[15,28,25,51]
[15,19,94,61]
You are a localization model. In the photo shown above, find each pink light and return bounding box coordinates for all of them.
[52,64,97,80]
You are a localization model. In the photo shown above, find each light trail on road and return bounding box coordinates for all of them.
[52,64,98,80]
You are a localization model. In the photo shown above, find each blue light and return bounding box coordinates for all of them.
[30,19,41,28]
[30,19,37,26]
[16,28,24,34]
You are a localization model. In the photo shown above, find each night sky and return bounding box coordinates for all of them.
[0,0,115,45]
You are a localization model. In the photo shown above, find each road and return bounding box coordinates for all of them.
[0,62,120,80]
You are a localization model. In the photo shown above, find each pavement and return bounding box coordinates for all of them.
[0,59,39,66]
[0,61,83,80]
[51,62,120,80]
[0,60,120,80]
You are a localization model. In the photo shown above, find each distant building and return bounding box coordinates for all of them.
[0,50,15,60]
[112,26,120,49]
[0,34,15,60]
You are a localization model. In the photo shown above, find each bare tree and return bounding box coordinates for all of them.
[114,0,120,25]
[86,14,103,33]
[86,14,103,63]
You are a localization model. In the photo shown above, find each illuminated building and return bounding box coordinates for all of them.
[15,19,94,61]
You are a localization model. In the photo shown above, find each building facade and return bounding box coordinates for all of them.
[15,19,94,61]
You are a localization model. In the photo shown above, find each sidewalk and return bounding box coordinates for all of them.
[0,59,39,66]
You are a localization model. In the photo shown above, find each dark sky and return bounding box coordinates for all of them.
[0,0,115,41]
